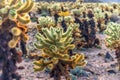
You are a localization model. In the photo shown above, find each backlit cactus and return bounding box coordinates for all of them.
[34,27,86,80]
[72,9,81,16]
[51,3,61,11]
[0,0,34,80]
[105,22,120,70]
[68,23,81,38]
[37,16,55,31]
[0,0,34,47]
[58,16,74,23]
[94,8,105,20]
[40,2,49,11]
[105,22,120,49]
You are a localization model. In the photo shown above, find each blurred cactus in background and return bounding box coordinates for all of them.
[105,22,120,71]
[105,22,120,49]
[37,16,55,31]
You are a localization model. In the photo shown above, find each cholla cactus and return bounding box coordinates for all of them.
[37,16,55,31]
[105,22,120,70]
[36,2,49,11]
[58,16,82,47]
[58,16,74,23]
[0,0,34,79]
[72,9,81,16]
[118,5,120,15]
[105,22,120,49]
[94,8,105,20]
[34,27,86,80]
[94,8,107,32]
[68,23,81,37]
[51,3,61,11]
[64,16,74,23]
[7,0,34,52]
[76,0,84,3]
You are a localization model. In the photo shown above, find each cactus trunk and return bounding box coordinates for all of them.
[20,39,27,56]
[0,19,20,80]
[115,48,120,71]
[50,60,70,80]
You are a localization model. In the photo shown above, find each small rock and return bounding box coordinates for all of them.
[18,66,25,70]
[110,14,120,22]
[24,59,30,62]
[110,64,117,68]
[93,76,98,80]
[107,70,116,74]
[97,53,104,57]
[105,52,114,62]
[85,56,89,59]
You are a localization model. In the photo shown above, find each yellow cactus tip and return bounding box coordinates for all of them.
[11,27,21,36]
[8,40,17,48]
[47,64,54,69]
[34,65,44,71]
[22,34,29,42]
[71,56,76,60]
